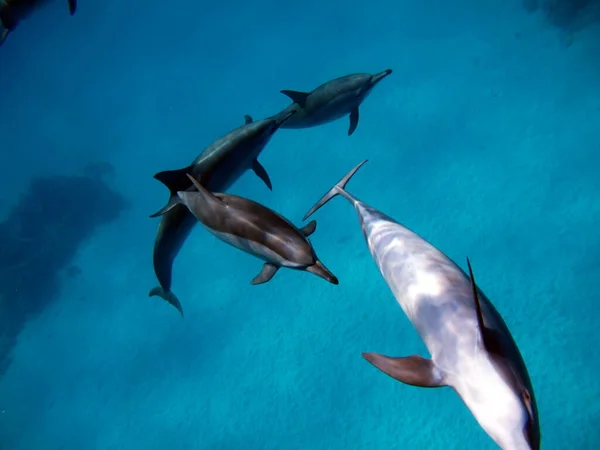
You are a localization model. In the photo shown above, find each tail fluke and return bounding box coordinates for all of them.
[149,286,184,317]
[303,160,368,221]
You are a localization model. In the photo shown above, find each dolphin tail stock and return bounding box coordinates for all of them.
[67,0,77,15]
[149,165,194,218]
[302,160,368,221]
[149,286,184,317]
[269,107,297,127]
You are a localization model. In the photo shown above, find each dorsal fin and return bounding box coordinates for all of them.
[466,257,502,355]
[185,173,224,205]
[280,90,310,108]
[244,115,253,124]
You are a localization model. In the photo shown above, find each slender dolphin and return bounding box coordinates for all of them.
[0,0,77,45]
[303,160,540,450]
[149,111,295,315]
[276,69,392,136]
[160,173,339,288]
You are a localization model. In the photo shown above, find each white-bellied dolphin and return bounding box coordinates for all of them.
[276,69,392,136]
[149,111,296,315]
[161,173,339,286]
[303,160,540,450]
[0,0,77,45]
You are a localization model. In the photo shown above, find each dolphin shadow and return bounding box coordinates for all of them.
[0,165,129,377]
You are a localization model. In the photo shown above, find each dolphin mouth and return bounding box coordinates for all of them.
[371,68,393,85]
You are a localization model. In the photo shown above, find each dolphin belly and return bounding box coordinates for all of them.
[206,228,304,269]
[356,203,481,363]
[280,97,356,129]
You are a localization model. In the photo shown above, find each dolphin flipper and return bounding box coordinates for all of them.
[252,159,272,190]
[281,90,310,108]
[149,286,184,317]
[362,353,447,388]
[67,0,77,14]
[348,106,359,136]
[299,220,316,237]
[251,263,279,285]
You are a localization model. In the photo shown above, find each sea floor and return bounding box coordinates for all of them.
[0,1,599,449]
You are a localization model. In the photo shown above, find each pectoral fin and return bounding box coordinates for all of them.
[348,106,359,136]
[251,263,279,285]
[362,353,446,388]
[299,220,316,237]
[252,159,272,190]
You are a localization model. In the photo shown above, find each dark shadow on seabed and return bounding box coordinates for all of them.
[0,162,129,376]
[524,0,600,31]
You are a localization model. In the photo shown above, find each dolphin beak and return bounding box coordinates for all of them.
[306,260,339,285]
[370,68,393,85]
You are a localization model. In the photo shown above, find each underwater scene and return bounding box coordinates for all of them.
[0,0,599,449]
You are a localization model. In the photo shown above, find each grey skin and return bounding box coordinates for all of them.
[304,160,540,450]
[149,111,295,316]
[164,173,339,286]
[0,0,76,45]
[275,69,392,136]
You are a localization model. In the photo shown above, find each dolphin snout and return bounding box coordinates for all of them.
[307,260,339,285]
[371,69,393,85]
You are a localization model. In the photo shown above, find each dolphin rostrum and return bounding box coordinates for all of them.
[303,160,540,450]
[276,69,392,136]
[149,111,295,315]
[164,173,339,286]
[0,0,77,45]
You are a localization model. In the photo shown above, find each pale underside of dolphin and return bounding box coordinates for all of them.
[303,160,540,450]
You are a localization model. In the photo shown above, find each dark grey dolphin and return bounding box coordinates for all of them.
[304,160,540,450]
[149,111,295,315]
[0,0,77,45]
[276,69,392,136]
[165,173,339,286]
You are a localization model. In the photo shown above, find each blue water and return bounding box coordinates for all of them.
[1,0,599,448]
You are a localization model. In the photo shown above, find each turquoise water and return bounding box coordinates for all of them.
[1,0,599,449]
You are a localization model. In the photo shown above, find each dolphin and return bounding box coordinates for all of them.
[275,69,392,136]
[303,160,540,450]
[149,111,295,315]
[0,0,77,45]
[161,173,339,287]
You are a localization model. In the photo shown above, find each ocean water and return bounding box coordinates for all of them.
[0,0,599,449]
